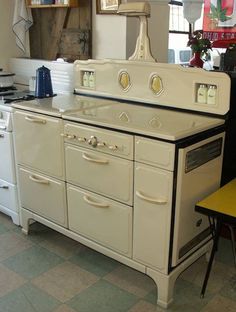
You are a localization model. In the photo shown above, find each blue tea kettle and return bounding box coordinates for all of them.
[35,66,53,98]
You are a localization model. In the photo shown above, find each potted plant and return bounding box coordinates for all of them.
[187,30,212,68]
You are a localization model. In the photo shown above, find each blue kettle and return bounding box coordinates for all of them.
[35,66,53,98]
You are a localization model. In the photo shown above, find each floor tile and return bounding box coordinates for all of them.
[0,263,26,297]
[69,247,119,277]
[0,232,32,262]
[215,237,235,267]
[52,304,77,312]
[0,283,59,312]
[3,245,63,279]
[128,300,163,312]
[39,232,84,259]
[0,212,17,230]
[104,264,156,297]
[200,294,236,312]
[219,273,236,302]
[68,279,139,312]
[0,223,10,234]
[32,261,99,302]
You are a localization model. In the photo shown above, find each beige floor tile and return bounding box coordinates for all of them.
[0,232,33,261]
[180,257,235,294]
[39,232,85,259]
[32,261,99,302]
[0,263,26,297]
[128,300,163,312]
[104,265,156,297]
[201,294,236,312]
[0,212,18,230]
[52,304,77,312]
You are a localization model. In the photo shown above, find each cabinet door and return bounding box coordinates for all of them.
[13,111,65,179]
[133,163,173,273]
[0,179,18,213]
[0,131,16,183]
[67,184,132,256]
[65,144,133,205]
[18,167,67,227]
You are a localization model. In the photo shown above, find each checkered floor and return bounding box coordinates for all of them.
[0,212,235,312]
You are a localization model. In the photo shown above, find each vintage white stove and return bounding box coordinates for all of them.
[12,59,230,308]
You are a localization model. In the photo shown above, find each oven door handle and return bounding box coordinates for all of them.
[29,175,50,185]
[136,190,167,205]
[83,195,110,208]
[0,185,9,189]
[82,152,109,164]
[25,116,47,124]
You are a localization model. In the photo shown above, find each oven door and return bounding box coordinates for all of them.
[0,130,16,184]
[171,132,225,267]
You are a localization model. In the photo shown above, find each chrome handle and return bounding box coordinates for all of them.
[29,175,50,185]
[0,134,4,138]
[83,195,109,208]
[0,185,9,189]
[25,116,46,124]
[82,153,109,164]
[136,190,167,204]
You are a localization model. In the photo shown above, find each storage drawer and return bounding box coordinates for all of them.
[135,136,175,171]
[65,144,133,205]
[0,179,18,213]
[133,162,173,273]
[67,184,132,256]
[0,131,16,183]
[18,167,67,227]
[13,111,65,179]
[64,122,134,159]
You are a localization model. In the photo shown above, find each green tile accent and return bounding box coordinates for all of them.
[0,283,59,312]
[68,280,138,312]
[3,246,63,279]
[69,248,119,277]
[0,223,10,234]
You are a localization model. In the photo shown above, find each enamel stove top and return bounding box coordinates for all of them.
[63,100,224,141]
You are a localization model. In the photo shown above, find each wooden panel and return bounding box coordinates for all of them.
[29,0,92,61]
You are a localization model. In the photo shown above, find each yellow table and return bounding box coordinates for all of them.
[195,178,236,297]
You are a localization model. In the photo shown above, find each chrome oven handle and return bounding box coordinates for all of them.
[29,175,50,185]
[83,195,110,208]
[136,190,167,205]
[0,185,9,189]
[82,153,109,164]
[25,116,47,124]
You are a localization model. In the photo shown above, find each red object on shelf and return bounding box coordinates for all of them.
[189,52,204,68]
[212,39,236,48]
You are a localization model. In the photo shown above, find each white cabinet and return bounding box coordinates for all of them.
[65,144,133,205]
[0,131,16,183]
[67,184,132,256]
[18,167,67,227]
[0,179,18,213]
[133,163,173,273]
[13,111,65,179]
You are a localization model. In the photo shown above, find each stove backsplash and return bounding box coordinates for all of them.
[9,58,74,94]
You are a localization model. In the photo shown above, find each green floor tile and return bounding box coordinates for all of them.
[68,279,138,312]
[3,245,63,279]
[69,248,119,277]
[0,283,59,312]
[0,223,10,234]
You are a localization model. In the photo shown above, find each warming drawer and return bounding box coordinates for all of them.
[67,184,132,256]
[0,179,18,212]
[65,144,133,205]
[0,131,16,183]
[18,167,67,227]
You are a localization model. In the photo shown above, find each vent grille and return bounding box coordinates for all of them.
[185,138,222,173]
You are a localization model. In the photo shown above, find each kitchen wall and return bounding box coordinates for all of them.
[92,0,170,62]
[0,0,27,71]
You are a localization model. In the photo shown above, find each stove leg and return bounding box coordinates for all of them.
[20,208,33,235]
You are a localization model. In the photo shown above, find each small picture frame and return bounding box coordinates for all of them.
[96,0,121,14]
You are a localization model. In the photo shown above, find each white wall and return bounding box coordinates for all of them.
[0,0,26,71]
[92,0,170,63]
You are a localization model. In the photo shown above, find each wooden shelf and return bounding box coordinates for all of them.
[26,0,78,8]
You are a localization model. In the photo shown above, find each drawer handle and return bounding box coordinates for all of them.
[25,116,47,124]
[0,185,9,189]
[83,195,109,208]
[82,153,109,164]
[0,134,4,138]
[136,191,167,205]
[29,175,50,185]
